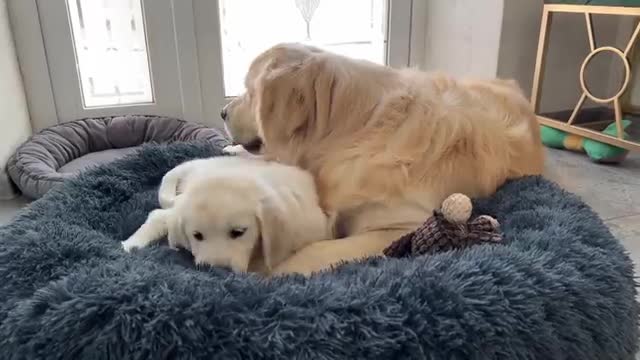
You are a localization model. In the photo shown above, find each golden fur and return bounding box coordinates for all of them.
[223,43,544,275]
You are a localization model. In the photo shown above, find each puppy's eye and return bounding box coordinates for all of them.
[229,227,247,239]
[193,231,204,241]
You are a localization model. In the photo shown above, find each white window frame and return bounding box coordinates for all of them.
[7,0,426,132]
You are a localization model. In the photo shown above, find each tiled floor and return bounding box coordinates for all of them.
[0,195,28,225]
[543,149,640,267]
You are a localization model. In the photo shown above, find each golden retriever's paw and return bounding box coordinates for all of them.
[270,242,338,276]
[269,264,315,277]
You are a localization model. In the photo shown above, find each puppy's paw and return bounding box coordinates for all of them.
[158,195,175,209]
[167,239,181,251]
[121,237,145,252]
[223,144,250,156]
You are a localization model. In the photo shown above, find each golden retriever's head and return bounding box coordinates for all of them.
[221,43,384,159]
[221,93,261,151]
[221,44,322,151]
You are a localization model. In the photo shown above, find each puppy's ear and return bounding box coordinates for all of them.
[253,54,337,149]
[255,193,297,271]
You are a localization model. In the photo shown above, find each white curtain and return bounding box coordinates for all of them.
[0,0,32,199]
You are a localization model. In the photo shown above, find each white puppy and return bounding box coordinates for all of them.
[122,156,333,273]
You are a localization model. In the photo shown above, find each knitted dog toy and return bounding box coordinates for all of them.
[383,193,503,257]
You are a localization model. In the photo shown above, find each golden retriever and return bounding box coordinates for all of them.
[222,43,544,275]
[121,156,333,273]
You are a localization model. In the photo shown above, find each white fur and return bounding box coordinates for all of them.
[121,156,332,273]
[222,144,263,160]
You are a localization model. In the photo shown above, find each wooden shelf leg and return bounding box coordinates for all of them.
[568,92,587,125]
[585,13,595,51]
[614,98,624,139]
[531,7,553,113]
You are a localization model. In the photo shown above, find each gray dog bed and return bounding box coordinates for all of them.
[0,141,637,359]
[6,115,227,199]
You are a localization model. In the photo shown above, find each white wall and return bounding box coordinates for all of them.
[423,0,504,78]
[0,0,31,199]
[421,0,623,114]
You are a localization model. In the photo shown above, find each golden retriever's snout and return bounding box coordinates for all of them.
[240,138,263,153]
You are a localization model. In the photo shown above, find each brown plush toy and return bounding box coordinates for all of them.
[383,193,503,258]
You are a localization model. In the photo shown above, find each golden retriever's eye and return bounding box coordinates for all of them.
[229,227,247,239]
[193,231,204,241]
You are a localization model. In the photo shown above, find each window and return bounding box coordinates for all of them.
[8,0,424,129]
[218,0,387,96]
[67,0,154,107]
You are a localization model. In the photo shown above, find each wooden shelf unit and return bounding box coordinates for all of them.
[532,3,640,151]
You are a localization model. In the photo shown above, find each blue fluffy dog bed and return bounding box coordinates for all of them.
[0,141,637,359]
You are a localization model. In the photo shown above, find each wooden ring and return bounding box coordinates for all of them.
[579,46,630,104]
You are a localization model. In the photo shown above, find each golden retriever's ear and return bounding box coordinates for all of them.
[253,55,337,147]
[256,193,297,271]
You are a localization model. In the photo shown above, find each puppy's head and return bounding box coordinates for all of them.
[174,175,300,273]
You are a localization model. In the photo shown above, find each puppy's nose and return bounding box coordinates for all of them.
[220,107,228,121]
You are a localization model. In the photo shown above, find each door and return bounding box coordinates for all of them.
[8,0,425,130]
